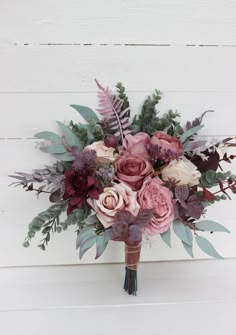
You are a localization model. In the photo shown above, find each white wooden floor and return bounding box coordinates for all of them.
[1,259,236,334]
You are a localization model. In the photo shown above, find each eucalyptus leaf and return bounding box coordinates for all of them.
[195,235,223,259]
[180,125,204,143]
[195,220,230,233]
[57,121,82,148]
[182,241,194,258]
[95,234,108,259]
[70,105,99,123]
[104,229,114,243]
[51,152,75,161]
[41,144,67,154]
[65,211,79,226]
[160,229,172,248]
[35,131,62,143]
[173,220,193,246]
[79,235,97,259]
[28,218,44,231]
[76,227,96,250]
[84,214,99,225]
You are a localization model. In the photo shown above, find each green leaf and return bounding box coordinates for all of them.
[182,241,194,258]
[160,228,172,248]
[35,131,62,143]
[195,235,223,259]
[51,152,74,161]
[180,125,204,143]
[41,144,67,154]
[173,220,193,246]
[76,227,96,250]
[70,105,99,123]
[195,220,230,233]
[57,121,82,148]
[79,235,97,259]
[84,214,99,225]
[205,170,217,183]
[95,234,108,259]
[28,218,44,232]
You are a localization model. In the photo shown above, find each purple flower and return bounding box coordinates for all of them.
[63,166,103,215]
[72,149,97,171]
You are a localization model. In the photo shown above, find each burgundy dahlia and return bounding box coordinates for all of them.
[63,167,103,214]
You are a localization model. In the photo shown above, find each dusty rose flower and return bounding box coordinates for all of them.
[150,131,182,161]
[122,132,150,158]
[138,177,174,235]
[87,183,140,228]
[115,154,153,191]
[84,141,116,161]
[161,157,201,187]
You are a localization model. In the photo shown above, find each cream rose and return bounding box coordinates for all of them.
[84,141,116,161]
[87,183,140,228]
[161,157,201,187]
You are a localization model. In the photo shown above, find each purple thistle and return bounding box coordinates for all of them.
[148,143,162,161]
[72,149,97,171]
[96,165,115,186]
[148,143,181,162]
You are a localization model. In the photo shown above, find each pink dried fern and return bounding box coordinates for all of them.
[95,79,131,140]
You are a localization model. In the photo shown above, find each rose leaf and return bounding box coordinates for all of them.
[187,195,204,219]
[135,209,153,228]
[112,221,129,240]
[114,210,135,226]
[126,225,142,247]
[175,185,189,201]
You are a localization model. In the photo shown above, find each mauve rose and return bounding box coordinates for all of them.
[115,154,153,191]
[122,132,150,158]
[138,177,174,235]
[84,141,116,161]
[87,183,140,228]
[150,131,182,161]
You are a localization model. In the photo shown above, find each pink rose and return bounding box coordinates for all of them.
[122,132,150,158]
[138,177,174,235]
[87,183,140,228]
[115,154,153,191]
[150,131,182,161]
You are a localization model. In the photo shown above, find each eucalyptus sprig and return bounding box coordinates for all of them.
[132,90,162,135]
[116,82,130,112]
[23,201,67,249]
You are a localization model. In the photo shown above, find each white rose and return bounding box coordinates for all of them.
[84,141,116,161]
[161,157,201,187]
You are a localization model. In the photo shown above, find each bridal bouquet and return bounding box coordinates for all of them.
[10,81,236,295]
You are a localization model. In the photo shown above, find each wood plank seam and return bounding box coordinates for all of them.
[3,43,236,47]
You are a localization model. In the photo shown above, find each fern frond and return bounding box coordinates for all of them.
[95,79,131,140]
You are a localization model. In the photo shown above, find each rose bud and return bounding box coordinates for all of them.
[104,135,118,148]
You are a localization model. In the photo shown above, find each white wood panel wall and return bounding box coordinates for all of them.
[1,0,236,267]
